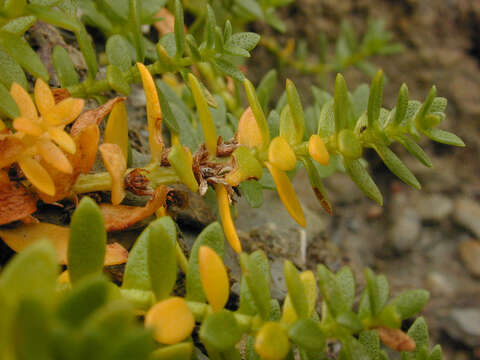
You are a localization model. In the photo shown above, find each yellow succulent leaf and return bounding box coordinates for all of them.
[308,135,330,166]
[237,107,263,149]
[10,83,37,121]
[156,206,167,218]
[0,222,129,266]
[198,245,230,312]
[13,117,43,136]
[137,63,164,161]
[145,297,195,344]
[48,127,76,154]
[268,136,297,171]
[34,79,55,116]
[57,270,70,284]
[255,322,290,360]
[300,270,317,316]
[45,97,85,126]
[188,73,217,156]
[0,119,5,131]
[99,143,127,205]
[104,101,129,160]
[281,295,297,325]
[37,139,73,174]
[214,183,242,253]
[281,270,317,324]
[265,162,306,227]
[18,155,55,196]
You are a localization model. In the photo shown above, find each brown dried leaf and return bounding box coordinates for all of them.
[70,97,125,137]
[377,327,416,352]
[0,170,37,225]
[0,222,128,265]
[101,186,168,232]
[52,88,71,104]
[153,8,175,35]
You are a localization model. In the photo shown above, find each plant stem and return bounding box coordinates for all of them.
[72,163,179,194]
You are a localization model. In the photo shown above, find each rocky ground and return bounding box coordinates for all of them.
[234,0,480,358]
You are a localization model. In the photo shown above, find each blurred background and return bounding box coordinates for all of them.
[233,1,480,358]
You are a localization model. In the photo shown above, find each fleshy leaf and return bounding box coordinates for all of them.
[68,197,106,284]
[199,245,230,312]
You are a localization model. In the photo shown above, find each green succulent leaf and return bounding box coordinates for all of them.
[52,45,79,88]
[240,251,271,320]
[0,81,19,119]
[344,158,383,205]
[173,0,185,58]
[0,31,49,80]
[148,217,177,300]
[317,264,348,317]
[239,180,264,208]
[359,330,380,360]
[367,70,385,128]
[392,83,409,126]
[68,197,106,284]
[288,319,326,352]
[0,47,26,88]
[284,260,308,319]
[373,144,421,189]
[334,73,349,131]
[151,342,193,360]
[402,317,430,360]
[106,34,132,71]
[200,310,242,352]
[57,275,109,327]
[0,241,57,305]
[257,69,278,112]
[390,289,429,320]
[12,299,50,360]
[422,128,465,147]
[396,136,433,168]
[106,64,130,95]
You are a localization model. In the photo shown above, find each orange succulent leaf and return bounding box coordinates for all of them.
[44,97,84,126]
[308,135,330,166]
[0,222,128,265]
[104,101,129,160]
[10,83,37,121]
[199,245,230,312]
[37,139,73,174]
[214,183,242,253]
[0,135,24,168]
[100,143,127,205]
[34,79,55,117]
[265,162,306,227]
[101,186,168,232]
[38,124,100,203]
[0,170,37,226]
[13,117,43,136]
[70,97,125,137]
[18,155,55,196]
[237,107,263,148]
[145,297,195,344]
[268,136,297,171]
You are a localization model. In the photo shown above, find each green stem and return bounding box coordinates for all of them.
[72,163,179,194]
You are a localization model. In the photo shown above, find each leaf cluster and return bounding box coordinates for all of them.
[0,198,443,360]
